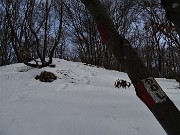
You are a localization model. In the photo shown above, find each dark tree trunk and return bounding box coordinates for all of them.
[80,0,180,134]
[161,0,180,35]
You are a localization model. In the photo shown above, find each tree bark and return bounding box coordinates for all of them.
[80,0,180,134]
[161,0,180,35]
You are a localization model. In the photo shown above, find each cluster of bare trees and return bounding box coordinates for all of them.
[0,0,67,67]
[131,0,180,79]
[65,0,141,71]
[0,0,179,79]
[0,0,180,133]
[80,0,180,134]
[64,0,179,79]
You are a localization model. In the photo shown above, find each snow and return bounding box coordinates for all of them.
[0,58,179,135]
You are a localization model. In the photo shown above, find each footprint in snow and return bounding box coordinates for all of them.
[56,84,68,93]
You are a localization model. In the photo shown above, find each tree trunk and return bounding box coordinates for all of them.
[80,0,180,134]
[161,0,180,35]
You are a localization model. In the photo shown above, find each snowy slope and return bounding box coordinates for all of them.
[0,59,179,135]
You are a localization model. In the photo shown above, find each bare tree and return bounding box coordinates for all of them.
[80,0,180,134]
[64,0,141,71]
[136,0,180,83]
[5,0,64,68]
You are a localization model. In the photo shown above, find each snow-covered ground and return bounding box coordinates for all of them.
[0,59,179,135]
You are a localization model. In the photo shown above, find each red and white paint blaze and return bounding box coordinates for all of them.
[135,77,167,108]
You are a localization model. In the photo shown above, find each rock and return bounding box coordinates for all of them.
[35,71,57,82]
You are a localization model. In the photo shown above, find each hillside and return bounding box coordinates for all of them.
[0,59,179,135]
